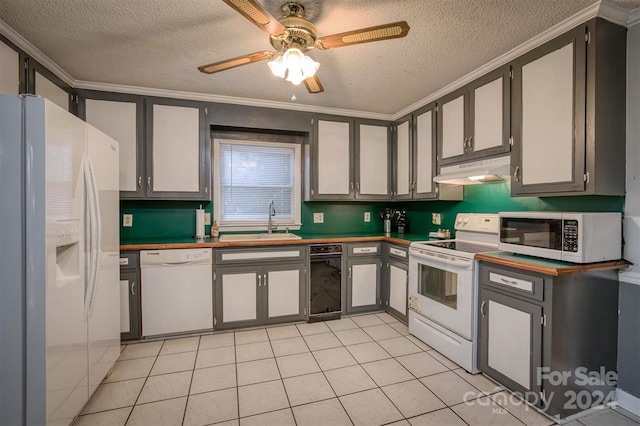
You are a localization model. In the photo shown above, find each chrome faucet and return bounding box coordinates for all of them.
[268,200,276,233]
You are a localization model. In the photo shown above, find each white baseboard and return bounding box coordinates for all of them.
[615,389,640,417]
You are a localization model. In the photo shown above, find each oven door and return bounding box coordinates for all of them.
[408,247,475,339]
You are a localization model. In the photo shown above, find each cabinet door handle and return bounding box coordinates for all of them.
[264,274,267,287]
[513,166,520,183]
[138,176,142,188]
[356,182,360,194]
[350,182,354,193]
[130,281,135,296]
[468,137,473,152]
[463,137,469,151]
[348,267,352,279]
[258,275,262,287]
[480,300,486,318]
[500,277,519,286]
[147,176,151,189]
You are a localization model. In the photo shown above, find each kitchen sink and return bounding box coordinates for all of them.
[219,233,302,242]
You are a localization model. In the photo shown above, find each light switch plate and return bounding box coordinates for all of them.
[123,214,133,227]
[364,212,371,222]
[313,212,324,223]
[432,213,441,225]
[204,213,211,225]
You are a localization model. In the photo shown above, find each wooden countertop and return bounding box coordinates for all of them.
[476,252,631,276]
[120,233,423,251]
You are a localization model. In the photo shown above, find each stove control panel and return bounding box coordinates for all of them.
[454,213,499,233]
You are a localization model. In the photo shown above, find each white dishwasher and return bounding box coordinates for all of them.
[140,248,213,337]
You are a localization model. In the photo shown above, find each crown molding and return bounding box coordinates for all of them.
[393,1,616,120]
[2,2,633,121]
[629,7,640,26]
[0,19,74,86]
[598,1,633,26]
[73,80,394,120]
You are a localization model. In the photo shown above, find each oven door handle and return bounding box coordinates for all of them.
[410,250,473,269]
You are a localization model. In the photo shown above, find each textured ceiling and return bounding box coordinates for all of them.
[1,0,639,116]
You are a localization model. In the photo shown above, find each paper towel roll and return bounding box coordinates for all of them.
[195,208,205,238]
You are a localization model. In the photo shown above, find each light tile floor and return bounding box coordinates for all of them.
[74,313,640,426]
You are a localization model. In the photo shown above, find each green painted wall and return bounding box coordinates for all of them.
[397,182,625,236]
[120,182,624,240]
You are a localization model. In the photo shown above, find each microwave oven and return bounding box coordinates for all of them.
[498,212,622,263]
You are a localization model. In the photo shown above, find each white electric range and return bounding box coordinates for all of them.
[408,213,500,373]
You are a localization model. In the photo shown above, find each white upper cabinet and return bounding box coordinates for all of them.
[440,93,466,161]
[520,44,574,186]
[471,76,507,153]
[392,104,460,201]
[395,118,411,198]
[82,93,210,200]
[151,103,200,193]
[413,106,437,198]
[315,117,352,197]
[437,65,511,166]
[511,18,625,196]
[310,115,390,201]
[0,38,19,94]
[356,120,390,200]
[85,97,141,194]
[145,98,210,200]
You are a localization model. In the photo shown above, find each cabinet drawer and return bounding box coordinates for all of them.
[347,242,381,257]
[386,244,408,262]
[480,264,544,301]
[120,251,139,271]
[214,246,306,265]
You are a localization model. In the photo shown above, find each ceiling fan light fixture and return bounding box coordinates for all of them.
[268,47,319,85]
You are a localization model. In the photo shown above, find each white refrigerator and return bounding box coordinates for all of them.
[0,95,120,425]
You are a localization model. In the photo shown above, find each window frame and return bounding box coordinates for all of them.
[213,133,302,232]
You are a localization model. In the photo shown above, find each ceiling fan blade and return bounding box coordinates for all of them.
[315,21,410,50]
[304,75,324,94]
[198,51,274,74]
[222,0,287,36]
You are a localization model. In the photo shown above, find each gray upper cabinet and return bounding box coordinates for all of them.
[80,91,145,198]
[145,97,210,200]
[511,18,626,197]
[355,119,391,200]
[81,93,211,200]
[0,36,20,94]
[393,104,462,201]
[310,115,390,200]
[392,114,413,200]
[310,115,354,200]
[437,65,511,166]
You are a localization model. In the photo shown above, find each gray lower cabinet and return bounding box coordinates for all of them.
[120,251,141,341]
[213,247,307,330]
[345,243,382,314]
[383,244,409,323]
[477,262,619,419]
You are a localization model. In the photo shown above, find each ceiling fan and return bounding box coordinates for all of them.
[198,0,410,94]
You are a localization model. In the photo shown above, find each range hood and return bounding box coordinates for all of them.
[434,155,511,185]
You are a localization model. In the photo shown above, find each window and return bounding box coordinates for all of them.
[213,137,302,231]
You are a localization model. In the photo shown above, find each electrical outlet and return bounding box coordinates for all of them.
[313,212,324,223]
[204,213,211,225]
[364,212,371,222]
[123,214,133,227]
[432,213,441,225]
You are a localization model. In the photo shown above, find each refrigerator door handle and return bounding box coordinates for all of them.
[83,154,102,319]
